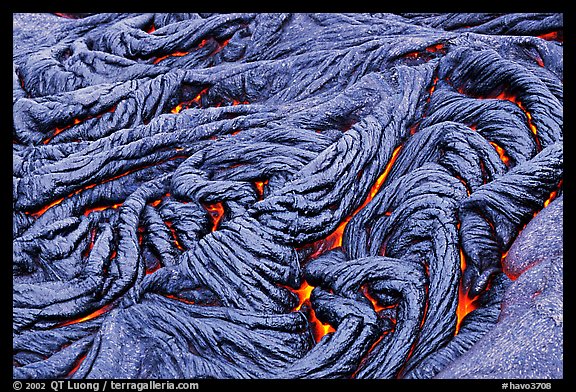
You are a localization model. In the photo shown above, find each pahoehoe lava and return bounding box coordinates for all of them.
[13,13,563,379]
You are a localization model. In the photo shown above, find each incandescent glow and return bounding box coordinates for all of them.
[204,202,225,231]
[362,285,387,312]
[305,144,404,254]
[165,221,184,250]
[537,31,563,42]
[146,263,161,275]
[254,179,268,199]
[42,106,117,145]
[57,303,114,327]
[83,203,122,216]
[146,24,156,34]
[543,190,558,208]
[153,51,189,65]
[165,294,195,305]
[294,281,314,311]
[291,281,335,342]
[170,88,209,113]
[30,197,65,218]
[456,249,478,334]
[489,141,510,166]
[67,354,87,377]
[476,90,542,151]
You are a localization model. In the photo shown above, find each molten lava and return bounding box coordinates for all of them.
[83,202,122,216]
[292,281,335,342]
[42,106,117,145]
[491,91,542,151]
[537,31,563,42]
[170,88,209,113]
[403,43,446,61]
[82,228,97,259]
[165,294,195,305]
[319,144,403,251]
[67,354,87,377]
[204,202,225,231]
[27,158,185,218]
[254,179,268,199]
[489,141,510,166]
[145,24,156,34]
[544,190,557,208]
[456,249,478,333]
[146,263,161,275]
[57,303,114,328]
[294,281,314,311]
[165,221,184,250]
[153,51,189,65]
[362,285,387,312]
[30,197,65,218]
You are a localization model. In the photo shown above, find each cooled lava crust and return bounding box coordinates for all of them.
[13,13,563,379]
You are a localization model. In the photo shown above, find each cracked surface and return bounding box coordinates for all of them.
[13,13,563,379]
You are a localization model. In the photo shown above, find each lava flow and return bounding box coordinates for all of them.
[312,144,403,254]
[293,281,335,343]
[56,303,115,328]
[289,144,404,342]
[203,202,225,231]
[13,12,564,380]
[456,249,478,334]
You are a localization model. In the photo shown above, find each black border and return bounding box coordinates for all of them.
[8,6,571,389]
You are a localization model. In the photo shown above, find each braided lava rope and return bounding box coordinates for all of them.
[13,13,563,379]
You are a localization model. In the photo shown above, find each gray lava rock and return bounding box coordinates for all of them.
[436,196,563,379]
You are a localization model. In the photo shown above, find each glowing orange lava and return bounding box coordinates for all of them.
[292,282,335,342]
[171,104,184,114]
[153,51,189,65]
[289,146,404,342]
[28,158,183,218]
[67,354,87,377]
[150,192,171,207]
[537,31,563,42]
[362,285,386,312]
[204,202,225,231]
[489,141,510,166]
[476,90,542,151]
[30,197,65,218]
[428,76,439,96]
[82,203,122,216]
[81,228,97,259]
[404,51,420,59]
[294,281,314,311]
[212,38,230,55]
[312,315,335,342]
[146,263,161,275]
[456,249,478,333]
[42,106,117,145]
[170,88,209,113]
[254,179,268,199]
[146,24,156,34]
[544,190,557,208]
[403,43,445,60]
[57,303,114,328]
[165,294,195,305]
[530,179,562,222]
[165,221,184,250]
[425,43,445,53]
[303,144,404,256]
